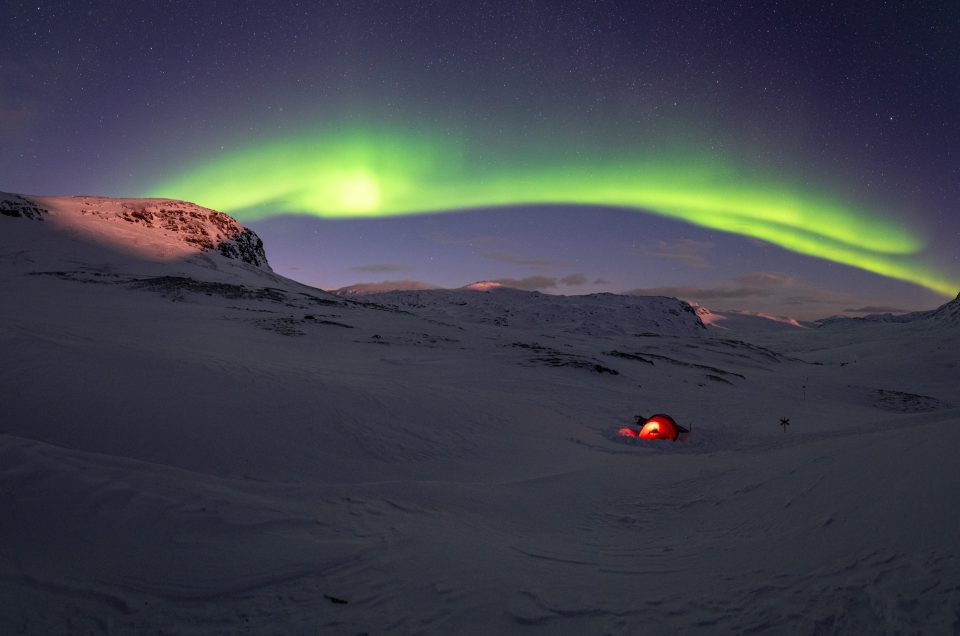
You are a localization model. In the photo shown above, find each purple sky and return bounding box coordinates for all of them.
[1,1,958,318]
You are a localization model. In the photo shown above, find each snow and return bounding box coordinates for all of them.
[344,287,706,338]
[461,280,507,291]
[694,303,809,331]
[1,194,959,634]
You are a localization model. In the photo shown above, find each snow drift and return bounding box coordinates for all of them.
[1,193,959,634]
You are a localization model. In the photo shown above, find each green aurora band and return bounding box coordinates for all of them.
[145,126,957,296]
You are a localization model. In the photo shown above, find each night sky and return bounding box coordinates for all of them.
[2,1,958,318]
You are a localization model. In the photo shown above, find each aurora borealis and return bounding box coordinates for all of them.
[3,1,958,316]
[145,125,955,295]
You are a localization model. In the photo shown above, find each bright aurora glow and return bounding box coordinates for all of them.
[146,126,957,296]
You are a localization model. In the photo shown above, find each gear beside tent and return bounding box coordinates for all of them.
[619,414,689,441]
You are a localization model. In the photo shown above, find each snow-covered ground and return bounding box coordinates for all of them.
[2,193,959,634]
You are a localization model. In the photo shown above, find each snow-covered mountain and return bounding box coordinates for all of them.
[814,293,960,327]
[337,284,812,336]
[0,192,272,280]
[2,193,959,635]
[334,279,439,295]
[929,292,960,324]
[693,303,809,331]
[341,285,706,337]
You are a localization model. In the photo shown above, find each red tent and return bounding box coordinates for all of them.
[619,413,688,441]
[639,414,682,440]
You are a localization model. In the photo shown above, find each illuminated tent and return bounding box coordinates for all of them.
[639,414,686,440]
[619,414,689,441]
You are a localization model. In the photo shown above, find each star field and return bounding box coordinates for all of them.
[2,1,958,317]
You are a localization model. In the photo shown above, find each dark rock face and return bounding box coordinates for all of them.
[678,299,707,329]
[0,195,48,220]
[216,228,268,268]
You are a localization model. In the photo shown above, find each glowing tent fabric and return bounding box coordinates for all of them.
[639,414,682,441]
[619,414,688,441]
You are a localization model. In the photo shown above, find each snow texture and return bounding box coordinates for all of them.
[1,194,959,635]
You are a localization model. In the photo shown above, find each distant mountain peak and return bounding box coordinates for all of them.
[334,280,437,295]
[929,292,960,324]
[814,292,960,327]
[461,280,506,291]
[690,302,807,331]
[343,287,706,336]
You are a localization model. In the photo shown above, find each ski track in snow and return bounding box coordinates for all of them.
[2,194,960,634]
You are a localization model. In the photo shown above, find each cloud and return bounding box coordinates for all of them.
[593,278,609,285]
[560,273,587,286]
[348,263,412,273]
[735,271,798,287]
[622,271,887,320]
[421,231,558,267]
[623,285,773,300]
[624,271,837,304]
[422,231,493,247]
[643,239,714,269]
[334,280,437,294]
[843,305,907,314]
[493,276,558,291]
[480,250,557,267]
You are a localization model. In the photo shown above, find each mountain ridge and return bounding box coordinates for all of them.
[338,286,707,337]
[1,192,270,272]
[815,292,960,327]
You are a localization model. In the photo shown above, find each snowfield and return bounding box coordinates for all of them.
[1,193,959,635]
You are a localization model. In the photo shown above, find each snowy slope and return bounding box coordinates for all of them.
[0,192,274,283]
[341,285,707,338]
[929,293,960,324]
[814,294,960,327]
[694,304,810,331]
[2,194,959,635]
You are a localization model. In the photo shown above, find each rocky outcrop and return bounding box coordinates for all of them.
[0,194,48,220]
[71,196,270,268]
[928,293,960,325]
